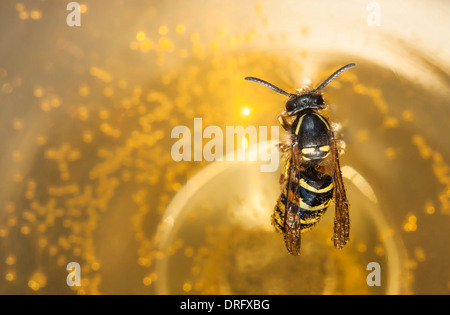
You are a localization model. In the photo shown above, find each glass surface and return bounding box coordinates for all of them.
[0,0,449,295]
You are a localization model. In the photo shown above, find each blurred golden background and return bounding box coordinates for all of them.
[0,0,449,294]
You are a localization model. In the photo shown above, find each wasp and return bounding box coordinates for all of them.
[245,63,355,255]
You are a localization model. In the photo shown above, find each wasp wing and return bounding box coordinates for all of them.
[283,144,303,255]
[330,132,350,249]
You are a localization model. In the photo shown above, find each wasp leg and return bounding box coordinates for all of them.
[278,114,293,153]
[278,114,292,131]
[278,143,291,153]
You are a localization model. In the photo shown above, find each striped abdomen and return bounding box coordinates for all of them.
[273,167,334,233]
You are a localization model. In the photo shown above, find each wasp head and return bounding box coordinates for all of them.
[285,93,325,115]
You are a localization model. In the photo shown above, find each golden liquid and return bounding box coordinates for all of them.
[0,1,449,295]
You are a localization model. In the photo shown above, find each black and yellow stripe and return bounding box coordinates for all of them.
[272,168,334,233]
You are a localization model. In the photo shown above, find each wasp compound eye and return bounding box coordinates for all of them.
[312,94,324,106]
[285,97,297,113]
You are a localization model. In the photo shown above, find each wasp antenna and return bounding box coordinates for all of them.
[313,63,356,93]
[245,77,294,98]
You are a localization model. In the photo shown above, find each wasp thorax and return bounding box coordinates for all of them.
[293,112,331,164]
